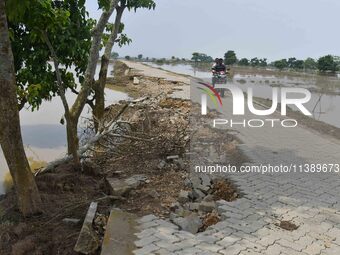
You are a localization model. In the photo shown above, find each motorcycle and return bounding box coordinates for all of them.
[212,70,227,97]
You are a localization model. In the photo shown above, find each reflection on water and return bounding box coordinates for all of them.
[0,62,129,194]
[146,62,340,129]
[22,125,67,149]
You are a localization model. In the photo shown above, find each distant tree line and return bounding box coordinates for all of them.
[223,50,340,73]
[150,51,340,74]
[191,52,214,62]
[130,55,188,64]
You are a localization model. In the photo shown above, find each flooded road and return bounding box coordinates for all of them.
[0,63,129,194]
[146,62,340,128]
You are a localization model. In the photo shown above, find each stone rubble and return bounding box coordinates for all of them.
[106,174,148,196]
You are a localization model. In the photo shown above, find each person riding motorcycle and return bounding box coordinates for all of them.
[212,58,226,73]
[212,58,219,70]
[212,58,227,97]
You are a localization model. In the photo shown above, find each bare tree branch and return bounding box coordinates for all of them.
[42,31,70,114]
[70,0,120,121]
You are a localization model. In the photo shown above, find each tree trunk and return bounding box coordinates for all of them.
[94,55,109,131]
[43,0,118,164]
[94,5,125,131]
[42,32,80,165]
[65,116,80,165]
[66,0,118,154]
[0,0,42,216]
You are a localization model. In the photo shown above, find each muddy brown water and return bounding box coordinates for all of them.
[0,63,129,194]
[146,62,340,129]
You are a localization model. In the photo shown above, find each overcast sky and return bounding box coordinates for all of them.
[86,0,340,61]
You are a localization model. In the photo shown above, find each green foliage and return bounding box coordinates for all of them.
[8,0,93,110]
[5,0,31,22]
[317,55,338,72]
[333,56,340,66]
[125,55,131,60]
[224,50,237,65]
[98,0,111,10]
[126,0,156,11]
[286,57,304,69]
[238,58,249,66]
[304,58,317,70]
[293,60,304,69]
[259,58,267,67]
[138,54,143,60]
[239,57,267,67]
[250,57,259,67]
[103,19,131,48]
[191,52,199,62]
[287,57,296,68]
[111,51,119,59]
[191,52,213,63]
[155,58,165,64]
[117,33,132,47]
[273,59,288,70]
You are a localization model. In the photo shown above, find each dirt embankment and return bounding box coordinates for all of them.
[0,61,245,255]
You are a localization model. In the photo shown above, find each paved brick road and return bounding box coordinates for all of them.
[125,62,340,255]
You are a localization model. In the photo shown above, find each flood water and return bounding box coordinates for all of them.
[146,62,340,129]
[0,63,129,194]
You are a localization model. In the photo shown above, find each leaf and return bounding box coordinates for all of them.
[98,0,111,10]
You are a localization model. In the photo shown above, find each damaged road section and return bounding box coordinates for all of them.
[0,62,247,255]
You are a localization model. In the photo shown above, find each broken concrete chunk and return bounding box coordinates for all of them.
[196,184,210,194]
[192,189,205,202]
[178,190,190,203]
[100,209,137,255]
[188,203,200,211]
[184,178,192,188]
[174,158,185,169]
[124,174,147,188]
[106,178,131,196]
[133,77,140,85]
[157,160,166,169]
[74,202,99,254]
[175,207,191,217]
[200,175,212,187]
[169,212,178,221]
[170,202,181,212]
[148,189,160,199]
[199,201,216,213]
[173,214,202,234]
[190,175,201,188]
[203,194,214,202]
[106,174,148,196]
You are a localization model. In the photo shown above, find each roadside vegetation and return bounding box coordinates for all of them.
[0,0,155,216]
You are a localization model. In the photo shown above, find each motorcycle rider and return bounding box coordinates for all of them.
[212,58,219,71]
[212,59,227,98]
[212,58,226,72]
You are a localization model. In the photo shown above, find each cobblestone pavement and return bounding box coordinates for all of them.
[125,62,340,255]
